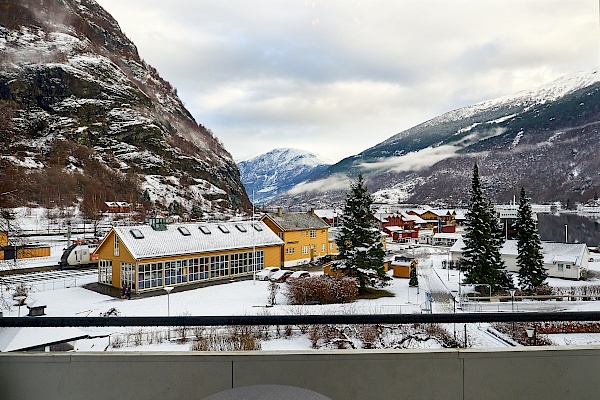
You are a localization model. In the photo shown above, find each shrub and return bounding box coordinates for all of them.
[285,276,358,305]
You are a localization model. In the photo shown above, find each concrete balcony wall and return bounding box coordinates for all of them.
[2,346,600,399]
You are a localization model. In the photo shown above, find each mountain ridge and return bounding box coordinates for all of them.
[277,67,600,208]
[0,0,250,216]
[237,148,330,204]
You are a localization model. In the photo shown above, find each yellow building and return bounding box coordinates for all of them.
[261,210,336,267]
[408,209,457,229]
[0,231,50,261]
[94,217,284,293]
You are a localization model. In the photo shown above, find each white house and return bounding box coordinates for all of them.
[432,232,462,247]
[450,238,589,280]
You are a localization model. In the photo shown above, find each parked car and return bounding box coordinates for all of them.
[286,270,310,282]
[270,270,294,283]
[255,267,280,281]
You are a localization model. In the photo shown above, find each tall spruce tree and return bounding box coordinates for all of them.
[333,173,390,291]
[516,186,548,292]
[462,164,512,292]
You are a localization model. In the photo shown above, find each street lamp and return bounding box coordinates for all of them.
[164,286,174,340]
[509,289,516,337]
[525,326,536,346]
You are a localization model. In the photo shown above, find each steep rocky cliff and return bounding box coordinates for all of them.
[0,0,250,215]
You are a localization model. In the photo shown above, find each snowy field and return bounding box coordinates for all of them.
[3,241,600,352]
[4,207,600,351]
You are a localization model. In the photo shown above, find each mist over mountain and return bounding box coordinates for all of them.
[277,68,600,208]
[237,148,330,204]
[0,0,249,215]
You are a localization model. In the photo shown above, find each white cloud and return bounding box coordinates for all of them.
[360,145,459,173]
[96,0,598,163]
[286,174,351,195]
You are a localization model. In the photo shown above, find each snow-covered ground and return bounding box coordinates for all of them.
[3,241,600,352]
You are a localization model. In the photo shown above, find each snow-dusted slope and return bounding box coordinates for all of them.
[238,148,331,204]
[279,67,600,208]
[0,0,249,213]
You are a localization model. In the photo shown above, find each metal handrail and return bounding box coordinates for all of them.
[2,312,600,327]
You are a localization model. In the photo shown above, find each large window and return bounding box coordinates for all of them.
[99,259,112,284]
[138,262,163,290]
[253,250,264,271]
[310,230,317,238]
[210,255,229,277]
[113,235,119,256]
[302,246,309,255]
[165,259,188,285]
[121,262,135,289]
[230,252,249,275]
[188,257,210,281]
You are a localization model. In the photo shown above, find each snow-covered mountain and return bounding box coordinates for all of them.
[278,67,600,208]
[237,148,331,204]
[0,0,249,215]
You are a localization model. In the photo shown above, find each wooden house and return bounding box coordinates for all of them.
[0,231,50,261]
[94,217,284,293]
[374,212,422,242]
[261,209,335,267]
[102,202,131,214]
[450,239,590,280]
[408,208,457,229]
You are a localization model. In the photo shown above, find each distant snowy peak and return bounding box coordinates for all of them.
[238,148,331,204]
[243,148,332,169]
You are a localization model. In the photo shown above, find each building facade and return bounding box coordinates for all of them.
[450,238,589,280]
[94,218,284,293]
[261,210,335,267]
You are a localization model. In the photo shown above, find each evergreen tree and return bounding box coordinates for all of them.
[462,164,512,292]
[333,173,390,291]
[168,200,181,216]
[516,186,547,292]
[408,260,418,287]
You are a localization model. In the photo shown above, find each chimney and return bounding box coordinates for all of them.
[277,207,283,217]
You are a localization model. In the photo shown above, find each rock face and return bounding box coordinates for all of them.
[0,0,249,214]
[237,148,330,204]
[280,68,600,208]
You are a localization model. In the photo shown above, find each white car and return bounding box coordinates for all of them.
[255,267,280,281]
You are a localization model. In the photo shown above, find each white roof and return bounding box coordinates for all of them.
[452,239,588,267]
[314,209,342,219]
[0,327,89,352]
[433,232,462,239]
[111,221,284,260]
[385,226,404,232]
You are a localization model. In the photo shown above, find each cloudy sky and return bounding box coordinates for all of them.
[95,0,598,163]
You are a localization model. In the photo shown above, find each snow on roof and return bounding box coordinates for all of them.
[384,226,404,232]
[452,239,588,267]
[314,209,342,219]
[0,327,89,352]
[263,211,330,231]
[433,232,462,239]
[111,221,283,260]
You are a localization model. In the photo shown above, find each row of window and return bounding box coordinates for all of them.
[285,244,332,255]
[136,250,265,290]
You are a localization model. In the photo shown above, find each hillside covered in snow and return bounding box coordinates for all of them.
[278,67,600,208]
[0,0,249,215]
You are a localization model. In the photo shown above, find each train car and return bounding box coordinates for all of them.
[59,240,99,269]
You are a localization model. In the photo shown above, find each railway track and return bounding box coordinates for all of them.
[0,266,97,288]
[0,264,96,277]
